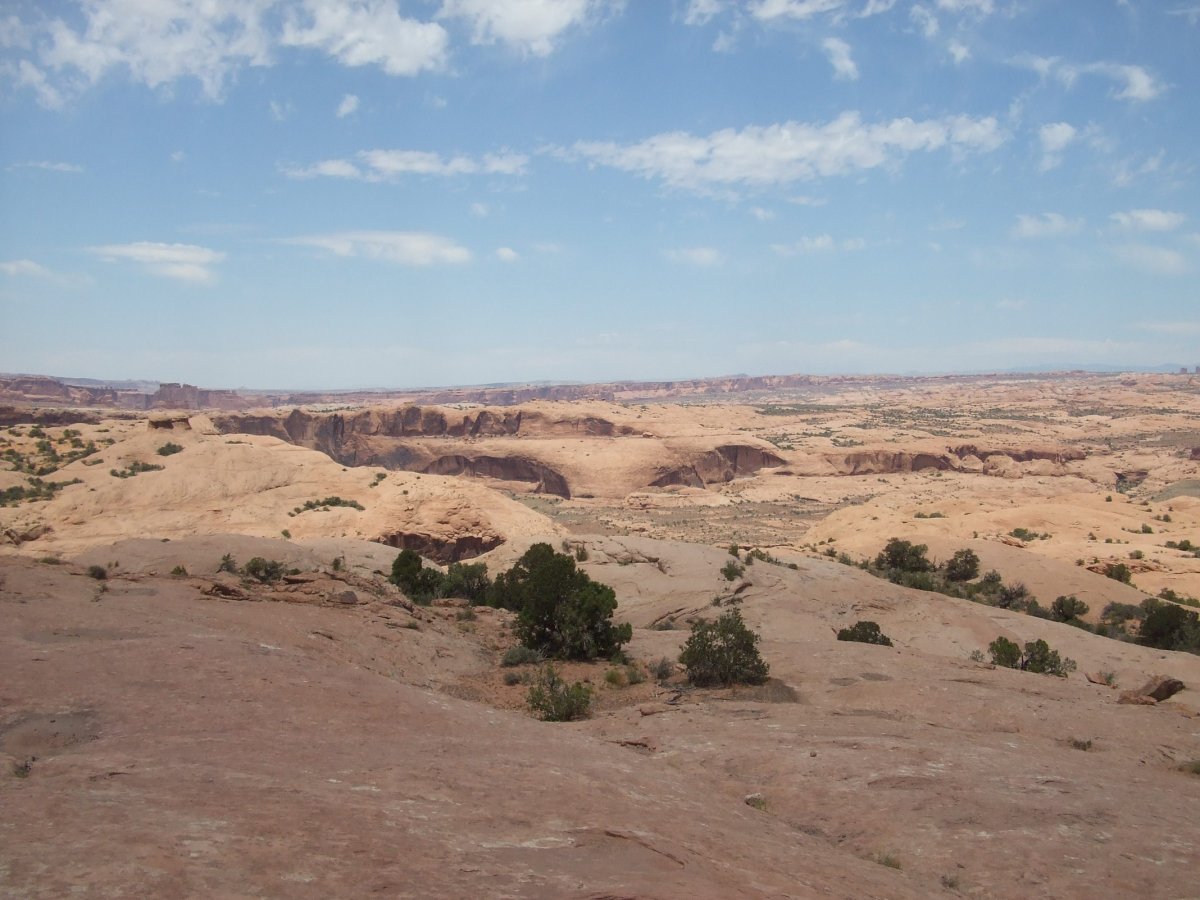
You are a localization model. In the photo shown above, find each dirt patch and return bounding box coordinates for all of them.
[1,709,100,757]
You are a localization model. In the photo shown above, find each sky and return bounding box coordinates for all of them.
[1,0,1198,389]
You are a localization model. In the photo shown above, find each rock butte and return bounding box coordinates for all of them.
[1,370,1199,898]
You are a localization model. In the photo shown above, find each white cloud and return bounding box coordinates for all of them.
[859,0,898,16]
[1109,209,1185,232]
[269,99,292,121]
[0,259,51,277]
[7,160,82,173]
[336,92,359,117]
[751,0,847,20]
[749,206,775,221]
[910,4,939,37]
[170,150,186,163]
[281,158,362,179]
[88,241,225,283]
[1168,6,1200,25]
[470,202,490,217]
[495,246,519,262]
[1112,243,1188,275]
[38,0,275,102]
[1084,62,1164,102]
[683,0,724,25]
[568,112,1006,191]
[772,234,864,254]
[285,231,471,265]
[282,148,528,181]
[439,0,605,57]
[281,0,447,76]
[1012,55,1165,103]
[822,37,858,80]
[1135,320,1200,335]
[666,247,725,266]
[1011,213,1083,239]
[788,194,827,206]
[947,39,969,64]
[1037,121,1076,171]
[935,0,993,12]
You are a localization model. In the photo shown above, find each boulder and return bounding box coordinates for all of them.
[1133,675,1185,702]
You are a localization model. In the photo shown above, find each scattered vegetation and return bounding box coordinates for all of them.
[837,620,893,647]
[720,559,746,581]
[1009,527,1051,541]
[0,477,82,507]
[156,442,183,456]
[110,460,164,479]
[389,549,491,605]
[987,636,1076,676]
[242,557,287,583]
[291,496,365,514]
[526,664,593,721]
[501,645,543,667]
[218,553,238,573]
[678,610,769,687]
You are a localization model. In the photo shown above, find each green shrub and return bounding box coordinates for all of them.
[243,557,286,583]
[604,668,627,687]
[156,442,183,457]
[491,543,631,661]
[86,564,107,580]
[293,496,365,513]
[501,645,543,667]
[526,665,593,721]
[944,548,980,582]
[988,636,1021,668]
[720,559,745,581]
[502,671,522,686]
[1050,595,1089,623]
[389,549,445,603]
[874,538,932,573]
[170,565,188,576]
[109,460,164,478]
[679,610,769,687]
[1104,563,1133,584]
[218,553,238,573]
[651,657,675,681]
[836,620,893,647]
[1139,603,1200,653]
[626,665,645,685]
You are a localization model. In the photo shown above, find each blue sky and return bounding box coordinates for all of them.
[1,0,1198,389]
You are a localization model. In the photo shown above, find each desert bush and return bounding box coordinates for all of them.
[1139,603,1200,653]
[836,620,894,646]
[293,496,365,513]
[389,549,444,603]
[502,671,522,686]
[874,538,932,573]
[1050,595,1089,623]
[156,442,183,456]
[720,559,745,581]
[491,543,631,661]
[944,548,980,582]
[996,582,1033,611]
[218,553,238,573]
[626,665,645,685]
[679,610,769,687]
[109,460,164,478]
[651,657,675,681]
[1104,562,1133,584]
[86,564,107,580]
[501,645,543,667]
[988,636,1021,668]
[604,668,627,687]
[526,665,593,721]
[170,565,187,576]
[242,557,285,583]
[988,636,1075,675]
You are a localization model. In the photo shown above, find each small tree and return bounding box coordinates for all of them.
[988,636,1021,668]
[875,538,933,573]
[944,548,980,582]
[836,620,894,646]
[492,543,631,661]
[679,610,769,687]
[1020,639,1076,676]
[243,557,285,583]
[390,549,444,602]
[526,665,593,721]
[1050,595,1089,623]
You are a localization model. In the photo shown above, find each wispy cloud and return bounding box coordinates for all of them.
[1037,122,1076,171]
[1112,243,1188,275]
[439,0,609,57]
[1109,209,1185,232]
[88,241,225,283]
[281,1,447,76]
[7,160,83,173]
[335,93,359,118]
[567,112,1006,191]
[665,246,725,266]
[772,235,865,254]
[822,37,858,80]
[282,149,528,181]
[1011,212,1083,239]
[1012,55,1165,102]
[284,231,471,266]
[0,259,52,277]
[1135,320,1200,335]
[495,246,519,262]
